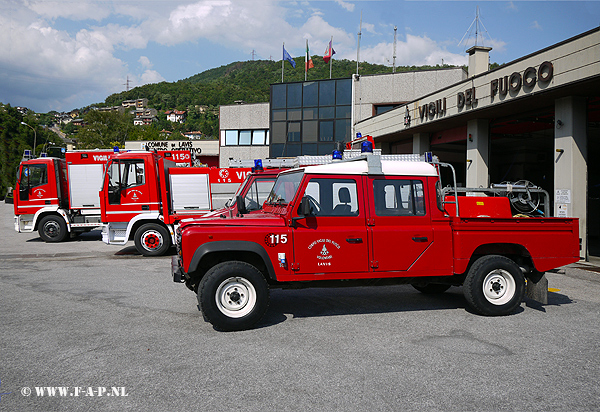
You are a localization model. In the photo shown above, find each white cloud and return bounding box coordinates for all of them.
[25,0,112,21]
[531,20,542,30]
[342,34,468,67]
[139,56,153,69]
[140,69,165,84]
[0,0,481,112]
[334,0,354,12]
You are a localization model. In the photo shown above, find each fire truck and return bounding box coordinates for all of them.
[172,146,580,331]
[99,150,253,257]
[13,149,192,243]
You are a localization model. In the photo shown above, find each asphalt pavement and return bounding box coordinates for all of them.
[1,201,599,411]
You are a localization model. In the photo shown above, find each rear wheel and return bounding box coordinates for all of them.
[463,255,525,316]
[134,223,171,256]
[198,261,269,331]
[38,215,67,242]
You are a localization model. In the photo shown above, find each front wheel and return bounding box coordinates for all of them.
[463,255,525,316]
[198,261,269,331]
[38,215,68,242]
[134,223,171,256]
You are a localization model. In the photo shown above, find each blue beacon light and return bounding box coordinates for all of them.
[252,159,264,173]
[361,140,373,153]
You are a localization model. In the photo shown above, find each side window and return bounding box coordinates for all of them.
[302,178,359,216]
[21,164,48,188]
[373,179,426,216]
[108,160,145,188]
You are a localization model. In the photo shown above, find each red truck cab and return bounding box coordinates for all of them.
[172,153,580,331]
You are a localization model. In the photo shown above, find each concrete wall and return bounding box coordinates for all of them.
[219,102,270,166]
[352,68,467,125]
[220,103,270,129]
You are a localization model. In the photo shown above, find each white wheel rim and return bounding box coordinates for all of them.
[482,269,516,305]
[141,230,163,251]
[215,277,256,318]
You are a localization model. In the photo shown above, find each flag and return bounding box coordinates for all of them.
[305,40,314,71]
[323,39,336,63]
[283,45,296,68]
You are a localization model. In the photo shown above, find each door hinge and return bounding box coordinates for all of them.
[291,263,300,271]
[367,218,375,226]
[370,260,379,269]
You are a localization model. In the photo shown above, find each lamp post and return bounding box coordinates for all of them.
[21,122,37,157]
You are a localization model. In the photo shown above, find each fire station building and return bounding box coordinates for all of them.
[356,27,599,259]
[220,27,599,260]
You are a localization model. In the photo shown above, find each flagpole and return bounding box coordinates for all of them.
[329,36,333,79]
[356,11,362,75]
[282,42,285,83]
[305,39,308,81]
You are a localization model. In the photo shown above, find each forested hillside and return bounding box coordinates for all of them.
[104,57,457,110]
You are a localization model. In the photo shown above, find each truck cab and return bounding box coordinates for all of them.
[100,150,253,256]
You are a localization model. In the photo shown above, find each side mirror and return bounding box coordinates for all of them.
[236,194,248,215]
[298,196,311,216]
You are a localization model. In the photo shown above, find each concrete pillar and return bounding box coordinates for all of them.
[554,96,587,259]
[466,119,489,188]
[412,133,430,154]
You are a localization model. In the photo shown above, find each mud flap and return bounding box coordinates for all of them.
[526,273,548,305]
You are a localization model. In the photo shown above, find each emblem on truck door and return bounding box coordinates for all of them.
[308,239,341,263]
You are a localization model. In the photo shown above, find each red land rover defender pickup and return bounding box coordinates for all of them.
[172,153,580,331]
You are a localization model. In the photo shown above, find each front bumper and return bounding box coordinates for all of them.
[172,256,185,283]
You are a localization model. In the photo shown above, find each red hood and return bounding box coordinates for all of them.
[179,210,287,229]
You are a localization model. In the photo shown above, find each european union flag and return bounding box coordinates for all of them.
[283,46,296,68]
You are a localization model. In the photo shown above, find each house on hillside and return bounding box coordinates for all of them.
[165,110,186,123]
[183,131,204,140]
[133,116,157,126]
[122,98,148,109]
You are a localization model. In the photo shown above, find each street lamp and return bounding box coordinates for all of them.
[21,122,37,157]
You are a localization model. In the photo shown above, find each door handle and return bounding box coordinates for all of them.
[346,238,363,244]
[412,236,428,242]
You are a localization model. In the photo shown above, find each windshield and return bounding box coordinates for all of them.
[266,170,304,205]
[225,174,252,207]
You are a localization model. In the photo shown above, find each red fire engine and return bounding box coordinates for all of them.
[13,149,191,242]
[172,147,580,331]
[99,150,253,256]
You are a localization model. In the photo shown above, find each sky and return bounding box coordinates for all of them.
[1,0,599,113]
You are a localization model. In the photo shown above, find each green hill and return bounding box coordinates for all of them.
[104,57,457,111]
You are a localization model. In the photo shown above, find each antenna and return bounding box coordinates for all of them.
[123,75,132,92]
[458,6,492,50]
[251,50,256,60]
[356,10,362,75]
[393,26,397,73]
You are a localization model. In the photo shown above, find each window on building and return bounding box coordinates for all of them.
[223,130,270,146]
[270,78,352,157]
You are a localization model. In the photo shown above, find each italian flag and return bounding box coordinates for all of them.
[305,40,314,71]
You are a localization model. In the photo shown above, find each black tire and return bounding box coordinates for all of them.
[412,283,452,294]
[38,215,68,242]
[134,223,171,256]
[463,255,525,316]
[198,261,269,331]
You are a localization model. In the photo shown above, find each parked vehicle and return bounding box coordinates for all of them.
[13,149,192,243]
[99,150,252,256]
[172,149,580,331]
